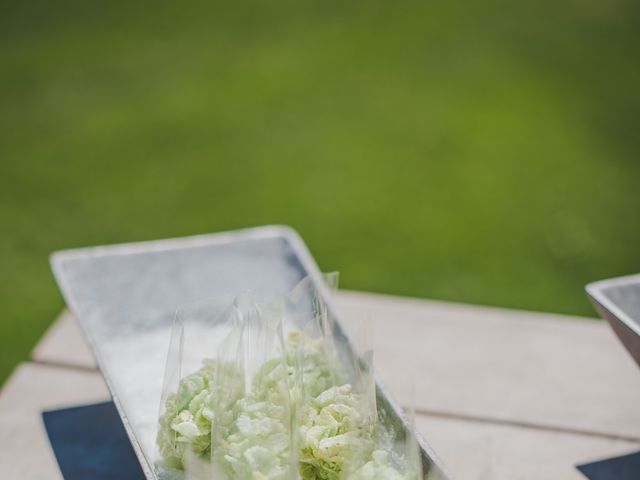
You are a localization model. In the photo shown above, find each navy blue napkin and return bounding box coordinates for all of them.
[577,450,640,480]
[42,401,145,480]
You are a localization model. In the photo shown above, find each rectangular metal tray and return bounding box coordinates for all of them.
[586,274,640,368]
[51,225,449,479]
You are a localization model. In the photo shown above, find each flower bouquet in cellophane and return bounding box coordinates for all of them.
[156,274,423,480]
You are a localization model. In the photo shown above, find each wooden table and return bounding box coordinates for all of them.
[1,291,639,479]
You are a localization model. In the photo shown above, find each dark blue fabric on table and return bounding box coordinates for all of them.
[42,401,145,480]
[577,450,640,480]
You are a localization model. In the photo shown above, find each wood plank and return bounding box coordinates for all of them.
[335,291,640,442]
[0,363,109,479]
[416,413,640,480]
[31,310,96,369]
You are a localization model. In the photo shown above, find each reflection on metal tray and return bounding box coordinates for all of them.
[586,274,640,368]
[51,225,449,480]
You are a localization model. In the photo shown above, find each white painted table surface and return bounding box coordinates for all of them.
[2,290,639,480]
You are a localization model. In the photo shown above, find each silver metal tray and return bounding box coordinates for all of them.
[51,225,449,479]
[586,274,640,368]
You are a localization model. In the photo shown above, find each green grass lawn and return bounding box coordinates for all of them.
[1,0,639,384]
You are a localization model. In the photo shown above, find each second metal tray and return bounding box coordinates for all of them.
[586,274,640,368]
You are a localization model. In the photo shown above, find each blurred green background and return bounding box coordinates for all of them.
[1,0,639,384]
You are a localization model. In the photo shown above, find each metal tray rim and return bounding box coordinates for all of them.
[585,274,640,337]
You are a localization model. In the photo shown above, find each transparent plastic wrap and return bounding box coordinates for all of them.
[285,275,422,480]
[210,296,295,480]
[156,274,424,480]
[156,298,231,476]
[156,295,296,480]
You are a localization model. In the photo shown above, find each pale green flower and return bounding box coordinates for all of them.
[298,385,375,480]
[347,450,406,480]
[157,332,414,480]
[157,360,217,470]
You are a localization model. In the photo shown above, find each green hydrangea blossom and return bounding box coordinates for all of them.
[156,332,413,479]
[347,450,406,480]
[212,393,292,479]
[157,360,217,470]
[298,384,374,480]
[211,355,293,480]
[285,332,339,402]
